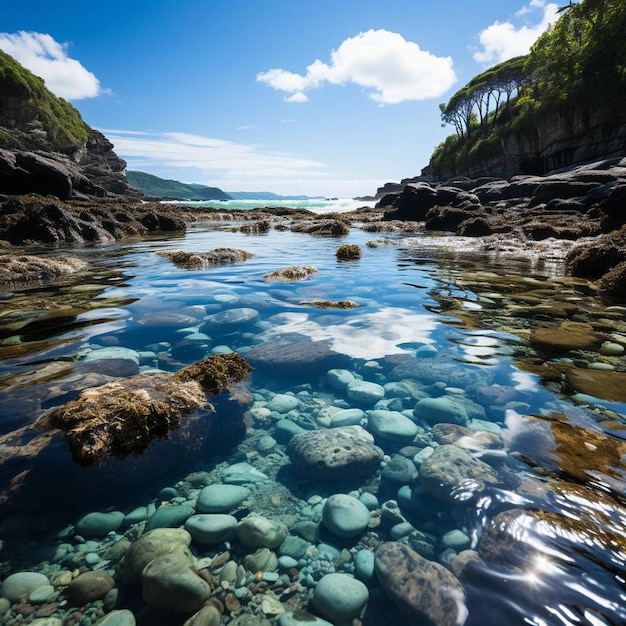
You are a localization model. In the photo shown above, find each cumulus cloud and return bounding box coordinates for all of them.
[0,31,102,100]
[474,1,560,65]
[257,29,456,104]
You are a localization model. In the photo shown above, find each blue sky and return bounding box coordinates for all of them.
[1,0,559,197]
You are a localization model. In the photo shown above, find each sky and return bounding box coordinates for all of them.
[1,0,559,198]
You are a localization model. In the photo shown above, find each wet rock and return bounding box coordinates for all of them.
[335,244,361,260]
[145,504,195,531]
[287,425,384,480]
[76,511,124,538]
[117,528,192,586]
[413,396,469,425]
[367,409,420,443]
[141,546,211,613]
[235,515,287,549]
[184,514,237,544]
[425,206,476,232]
[246,333,350,379]
[346,380,385,405]
[432,423,503,451]
[375,542,467,626]
[157,248,252,269]
[67,570,115,604]
[565,242,626,278]
[596,260,626,301]
[419,444,499,501]
[183,605,221,626]
[263,266,318,281]
[382,183,438,220]
[565,366,626,402]
[531,320,600,352]
[94,609,136,625]
[322,494,371,538]
[1,572,50,603]
[311,573,369,622]
[0,254,87,284]
[42,353,252,465]
[196,484,251,513]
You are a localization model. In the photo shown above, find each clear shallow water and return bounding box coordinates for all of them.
[0,221,624,625]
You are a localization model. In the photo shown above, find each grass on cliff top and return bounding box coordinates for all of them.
[0,50,89,151]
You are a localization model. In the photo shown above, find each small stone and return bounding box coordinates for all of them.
[184,514,237,544]
[75,511,124,538]
[67,571,115,604]
[145,504,194,531]
[381,455,418,485]
[367,410,420,442]
[311,573,369,622]
[1,572,50,603]
[413,396,468,425]
[222,462,268,484]
[354,549,376,583]
[600,341,625,356]
[267,393,299,413]
[196,484,251,513]
[182,605,221,626]
[28,584,55,604]
[322,494,371,538]
[346,380,385,405]
[236,515,288,549]
[330,408,365,427]
[442,529,471,551]
[326,369,356,390]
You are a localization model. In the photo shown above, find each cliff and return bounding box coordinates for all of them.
[431,104,626,181]
[0,50,139,199]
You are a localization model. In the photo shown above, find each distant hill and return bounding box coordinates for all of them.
[226,191,325,201]
[126,171,231,200]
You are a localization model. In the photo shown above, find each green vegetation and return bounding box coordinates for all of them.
[126,170,231,200]
[431,0,626,176]
[0,49,89,150]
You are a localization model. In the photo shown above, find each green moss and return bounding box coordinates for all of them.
[0,49,89,150]
[335,244,362,261]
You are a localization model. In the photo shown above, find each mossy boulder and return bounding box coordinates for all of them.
[44,353,253,465]
[157,248,252,269]
[335,244,361,261]
[263,266,318,281]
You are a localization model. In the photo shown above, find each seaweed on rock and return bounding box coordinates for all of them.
[157,248,252,269]
[43,353,253,465]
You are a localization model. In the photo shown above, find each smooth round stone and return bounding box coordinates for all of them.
[93,609,136,626]
[123,506,148,526]
[381,455,418,485]
[184,514,237,544]
[413,396,467,425]
[28,584,55,604]
[83,346,140,364]
[145,504,194,531]
[322,494,371,538]
[330,408,365,427]
[354,549,376,583]
[236,515,288,549]
[346,380,385,405]
[76,511,124,538]
[196,484,251,513]
[141,547,210,613]
[275,418,306,443]
[359,492,379,510]
[278,535,310,560]
[28,619,63,626]
[68,570,115,604]
[202,307,259,329]
[413,446,435,466]
[367,410,420,442]
[279,611,333,626]
[311,573,369,622]
[210,344,233,354]
[267,393,299,413]
[278,555,298,570]
[158,487,179,500]
[442,529,471,550]
[326,369,356,390]
[601,341,625,356]
[390,521,416,540]
[589,361,615,371]
[85,552,101,566]
[415,344,438,358]
[257,435,277,453]
[222,462,268,484]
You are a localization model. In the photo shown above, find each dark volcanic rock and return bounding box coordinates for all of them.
[383,183,438,220]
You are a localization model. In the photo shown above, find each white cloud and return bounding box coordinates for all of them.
[0,31,102,100]
[474,1,560,65]
[103,128,327,182]
[257,29,456,104]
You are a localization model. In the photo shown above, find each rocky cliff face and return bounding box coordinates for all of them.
[0,50,139,199]
[433,104,626,181]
